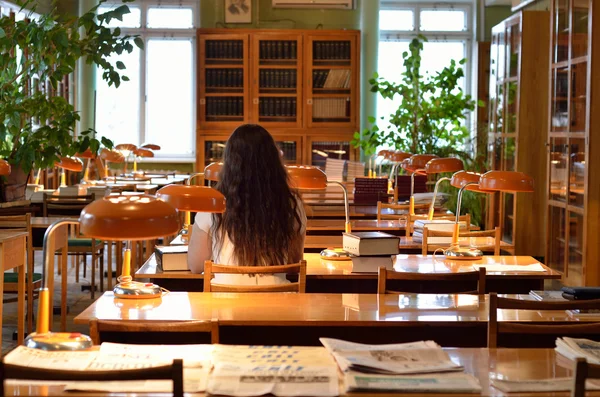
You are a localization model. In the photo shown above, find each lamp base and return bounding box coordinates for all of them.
[444,246,484,261]
[320,248,351,261]
[24,332,93,351]
[114,282,162,299]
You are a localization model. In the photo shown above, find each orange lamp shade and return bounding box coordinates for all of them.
[389,151,412,162]
[405,154,439,171]
[450,171,493,193]
[287,165,327,190]
[133,148,154,158]
[100,149,125,163]
[425,158,464,174]
[115,143,137,152]
[141,144,161,151]
[378,149,391,158]
[0,159,11,176]
[75,149,95,159]
[479,170,534,192]
[156,185,226,213]
[79,195,180,241]
[204,162,223,182]
[55,157,83,172]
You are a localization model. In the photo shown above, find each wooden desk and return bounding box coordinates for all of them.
[400,236,515,253]
[75,291,597,347]
[135,253,561,294]
[0,230,28,347]
[2,348,596,396]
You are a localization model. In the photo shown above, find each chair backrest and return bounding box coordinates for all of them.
[488,292,600,348]
[0,359,183,397]
[406,213,471,237]
[204,260,307,293]
[376,201,409,221]
[377,266,486,295]
[422,226,501,255]
[573,357,600,397]
[89,318,219,344]
[43,193,95,217]
[0,213,32,263]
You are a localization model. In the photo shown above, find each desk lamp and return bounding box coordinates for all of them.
[424,158,464,220]
[75,149,95,183]
[24,195,179,351]
[444,171,494,260]
[0,159,10,175]
[204,162,223,183]
[132,148,154,174]
[389,151,412,199]
[156,185,226,244]
[100,148,125,179]
[55,157,83,187]
[115,143,137,174]
[401,154,438,213]
[141,143,161,151]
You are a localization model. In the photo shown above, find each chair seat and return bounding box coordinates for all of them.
[67,238,94,247]
[3,272,42,284]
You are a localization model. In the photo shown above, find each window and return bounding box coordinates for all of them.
[95,1,197,160]
[377,2,473,150]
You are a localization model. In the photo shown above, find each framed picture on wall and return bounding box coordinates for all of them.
[225,0,251,24]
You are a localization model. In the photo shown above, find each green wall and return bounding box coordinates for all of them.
[200,0,361,29]
[484,6,513,41]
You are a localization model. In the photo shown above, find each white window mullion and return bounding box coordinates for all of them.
[140,36,148,147]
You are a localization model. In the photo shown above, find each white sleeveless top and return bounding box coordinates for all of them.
[193,200,306,285]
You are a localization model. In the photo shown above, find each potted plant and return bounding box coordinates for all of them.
[0,0,142,201]
[353,35,485,223]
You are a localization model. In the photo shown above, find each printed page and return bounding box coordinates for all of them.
[492,378,600,393]
[345,372,481,393]
[3,346,97,370]
[556,338,600,364]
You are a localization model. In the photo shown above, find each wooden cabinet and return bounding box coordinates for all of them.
[486,11,549,257]
[196,29,360,167]
[546,0,599,286]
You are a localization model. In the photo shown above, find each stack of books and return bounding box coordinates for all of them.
[342,231,399,272]
[394,174,427,201]
[412,220,468,244]
[353,177,388,205]
[324,158,345,182]
[345,160,365,183]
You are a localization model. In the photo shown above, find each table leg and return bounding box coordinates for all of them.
[17,252,25,344]
[47,238,55,328]
[26,243,34,334]
[61,243,67,332]
[0,258,4,350]
[106,241,113,290]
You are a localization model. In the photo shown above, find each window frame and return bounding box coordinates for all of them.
[97,0,199,162]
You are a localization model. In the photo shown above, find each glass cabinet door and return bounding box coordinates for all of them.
[549,137,568,202]
[308,139,352,168]
[553,0,570,63]
[547,205,566,273]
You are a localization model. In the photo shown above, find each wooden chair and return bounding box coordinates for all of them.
[573,358,600,397]
[43,193,105,298]
[405,213,471,237]
[0,359,184,397]
[377,266,486,295]
[0,214,38,333]
[376,201,409,221]
[422,226,501,256]
[89,318,219,345]
[488,292,600,348]
[204,260,307,293]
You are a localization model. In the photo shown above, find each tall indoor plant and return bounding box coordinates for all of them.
[0,0,142,201]
[354,36,484,223]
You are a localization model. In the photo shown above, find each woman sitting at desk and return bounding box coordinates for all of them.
[187,124,306,284]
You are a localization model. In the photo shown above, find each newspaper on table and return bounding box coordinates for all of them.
[208,345,339,397]
[491,378,600,393]
[3,343,211,393]
[320,338,463,375]
[346,372,481,393]
[556,337,600,364]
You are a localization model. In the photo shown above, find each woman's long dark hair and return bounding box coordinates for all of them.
[212,124,303,266]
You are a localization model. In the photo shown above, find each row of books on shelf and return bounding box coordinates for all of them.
[259,40,298,60]
[313,98,351,119]
[313,41,351,61]
[313,69,351,89]
[205,97,244,117]
[205,69,243,88]
[259,97,297,117]
[205,40,244,60]
[278,141,297,161]
[259,69,297,89]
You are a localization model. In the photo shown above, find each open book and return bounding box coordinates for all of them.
[556,337,600,364]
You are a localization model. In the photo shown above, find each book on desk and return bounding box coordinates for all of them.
[155,245,189,271]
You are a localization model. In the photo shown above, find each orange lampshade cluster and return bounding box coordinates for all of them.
[450,170,534,193]
[55,157,83,172]
[287,165,328,190]
[425,157,464,174]
[156,185,226,213]
[402,154,438,174]
[204,162,223,182]
[101,148,126,163]
[75,149,95,160]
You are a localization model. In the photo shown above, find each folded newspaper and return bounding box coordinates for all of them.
[207,345,339,397]
[319,338,463,375]
[491,377,600,393]
[345,372,481,393]
[556,337,600,364]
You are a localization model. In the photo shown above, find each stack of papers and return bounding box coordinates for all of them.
[324,158,345,182]
[412,220,467,244]
[346,160,365,183]
[320,338,481,393]
[556,337,600,364]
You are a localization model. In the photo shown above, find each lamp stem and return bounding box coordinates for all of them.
[453,182,477,245]
[122,241,132,279]
[133,158,137,173]
[83,159,90,182]
[328,181,350,233]
[186,172,204,185]
[34,168,42,185]
[393,163,402,204]
[429,177,450,220]
[60,169,66,187]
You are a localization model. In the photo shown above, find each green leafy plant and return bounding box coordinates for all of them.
[0,0,142,180]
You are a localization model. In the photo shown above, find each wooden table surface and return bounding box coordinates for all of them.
[2,348,595,396]
[74,291,596,347]
[399,236,515,251]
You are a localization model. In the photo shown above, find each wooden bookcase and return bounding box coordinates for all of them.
[546,0,599,286]
[486,11,549,257]
[196,29,360,168]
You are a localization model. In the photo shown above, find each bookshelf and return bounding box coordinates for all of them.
[546,0,599,286]
[196,29,360,167]
[486,11,549,257]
